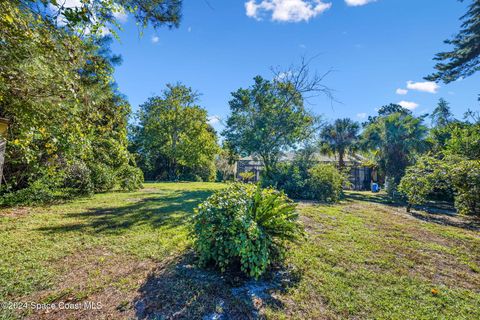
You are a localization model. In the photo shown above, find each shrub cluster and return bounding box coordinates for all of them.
[192,183,303,278]
[262,160,347,203]
[0,162,143,207]
[399,156,480,215]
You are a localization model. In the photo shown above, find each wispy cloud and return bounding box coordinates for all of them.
[396,88,408,95]
[151,36,160,44]
[357,113,367,119]
[345,0,377,6]
[245,0,332,22]
[207,115,221,125]
[406,81,439,94]
[112,5,128,23]
[398,100,419,110]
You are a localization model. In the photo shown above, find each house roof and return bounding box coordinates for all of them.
[239,152,366,165]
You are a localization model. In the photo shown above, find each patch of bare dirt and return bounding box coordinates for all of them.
[17,249,298,320]
[0,207,31,218]
[21,248,156,320]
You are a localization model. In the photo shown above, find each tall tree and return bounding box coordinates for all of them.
[0,2,142,195]
[319,118,360,168]
[431,98,454,127]
[132,84,219,181]
[426,0,480,83]
[361,106,428,195]
[223,59,331,179]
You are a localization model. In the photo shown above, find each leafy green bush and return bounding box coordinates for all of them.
[192,183,303,278]
[450,159,480,215]
[117,165,144,191]
[262,161,346,203]
[307,164,347,202]
[90,163,116,193]
[0,174,64,206]
[239,171,255,182]
[63,161,94,196]
[399,156,480,215]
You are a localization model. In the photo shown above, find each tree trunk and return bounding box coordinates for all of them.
[338,150,345,169]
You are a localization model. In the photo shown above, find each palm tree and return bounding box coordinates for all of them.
[319,118,360,168]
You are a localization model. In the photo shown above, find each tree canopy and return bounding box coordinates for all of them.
[131,84,219,181]
[426,0,480,83]
[0,1,145,203]
[319,118,360,168]
[222,76,317,178]
[361,105,428,195]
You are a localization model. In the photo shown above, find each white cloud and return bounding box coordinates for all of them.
[245,0,332,22]
[396,88,408,95]
[398,100,419,110]
[151,36,160,43]
[357,113,367,119]
[345,0,376,6]
[406,81,440,94]
[207,115,221,125]
[112,5,128,23]
[187,26,192,32]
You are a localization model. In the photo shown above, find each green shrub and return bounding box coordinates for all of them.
[0,174,65,206]
[63,161,94,196]
[307,164,346,202]
[239,171,255,182]
[117,165,144,191]
[399,156,480,215]
[192,183,303,278]
[451,160,480,215]
[263,161,346,203]
[90,163,116,193]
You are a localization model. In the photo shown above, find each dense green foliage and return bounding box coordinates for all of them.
[0,2,144,205]
[130,84,219,181]
[426,0,480,83]
[192,183,303,278]
[262,150,347,203]
[223,76,317,179]
[361,104,428,196]
[399,123,480,215]
[430,98,454,127]
[319,118,360,168]
[307,163,347,202]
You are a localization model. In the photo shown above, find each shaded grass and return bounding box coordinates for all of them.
[1,184,479,319]
[0,182,224,319]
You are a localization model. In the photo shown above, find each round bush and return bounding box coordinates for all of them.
[307,164,346,202]
[192,183,303,278]
[117,165,144,191]
[90,163,116,193]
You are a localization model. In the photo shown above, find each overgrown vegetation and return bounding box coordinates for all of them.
[262,153,347,203]
[0,0,183,205]
[130,84,219,182]
[192,183,303,278]
[399,121,480,215]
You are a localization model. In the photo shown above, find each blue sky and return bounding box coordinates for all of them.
[110,0,479,130]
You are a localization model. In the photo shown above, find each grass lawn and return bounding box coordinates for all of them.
[1,183,479,319]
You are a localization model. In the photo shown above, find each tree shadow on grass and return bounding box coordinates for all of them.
[37,190,213,235]
[133,251,300,320]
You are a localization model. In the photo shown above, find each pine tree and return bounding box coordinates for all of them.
[426,0,480,83]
